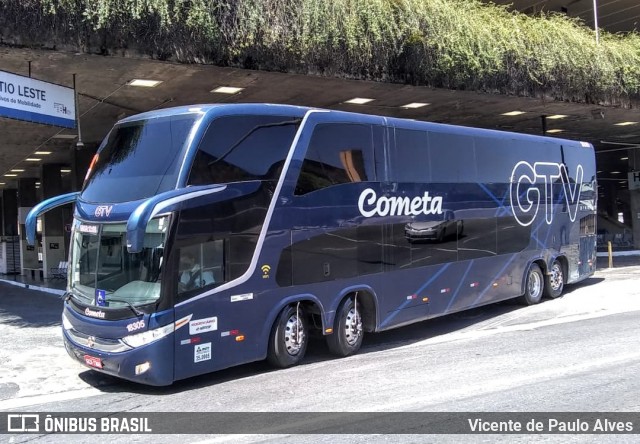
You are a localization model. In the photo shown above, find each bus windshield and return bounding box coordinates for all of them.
[69,217,168,308]
[82,113,200,203]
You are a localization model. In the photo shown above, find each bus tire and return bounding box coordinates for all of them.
[326,296,363,357]
[267,304,308,368]
[519,263,544,306]
[544,260,564,299]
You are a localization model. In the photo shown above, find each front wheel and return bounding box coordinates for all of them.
[544,260,564,299]
[267,304,308,368]
[326,296,363,357]
[519,263,544,306]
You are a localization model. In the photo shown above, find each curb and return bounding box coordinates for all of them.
[0,278,65,296]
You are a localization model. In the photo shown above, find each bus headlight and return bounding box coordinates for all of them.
[122,323,174,348]
[62,312,73,330]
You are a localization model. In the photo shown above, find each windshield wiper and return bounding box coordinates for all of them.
[106,298,144,317]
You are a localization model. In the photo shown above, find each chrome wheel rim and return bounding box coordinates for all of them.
[284,314,305,356]
[550,263,563,291]
[344,306,362,346]
[528,270,542,298]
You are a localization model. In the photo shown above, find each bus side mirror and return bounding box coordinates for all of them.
[25,192,80,246]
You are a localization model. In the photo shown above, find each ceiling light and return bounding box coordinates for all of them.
[546,129,564,134]
[615,121,638,126]
[621,157,629,160]
[547,114,568,120]
[610,171,622,174]
[4,174,17,177]
[35,182,40,185]
[35,151,52,155]
[0,182,5,185]
[344,98,374,105]
[26,158,41,162]
[52,134,78,139]
[501,111,526,116]
[60,169,72,173]
[211,86,244,94]
[127,79,162,88]
[619,181,627,184]
[401,102,429,109]
[11,169,24,172]
[128,79,162,88]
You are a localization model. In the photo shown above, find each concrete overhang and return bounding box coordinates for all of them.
[0,46,638,190]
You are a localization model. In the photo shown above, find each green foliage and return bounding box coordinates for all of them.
[2,0,640,102]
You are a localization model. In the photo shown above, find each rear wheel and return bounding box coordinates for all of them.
[544,260,564,299]
[326,296,363,357]
[267,304,308,368]
[519,263,544,305]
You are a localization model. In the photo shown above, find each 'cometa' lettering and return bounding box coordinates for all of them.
[358,188,443,218]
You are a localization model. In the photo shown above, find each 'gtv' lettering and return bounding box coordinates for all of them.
[510,161,583,227]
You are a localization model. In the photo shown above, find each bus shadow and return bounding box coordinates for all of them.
[78,276,604,395]
[0,283,63,328]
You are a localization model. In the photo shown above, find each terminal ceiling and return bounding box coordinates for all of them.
[0,46,638,196]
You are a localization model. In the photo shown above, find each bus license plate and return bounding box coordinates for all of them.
[84,355,103,369]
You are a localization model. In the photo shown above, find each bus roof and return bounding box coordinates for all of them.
[117,103,592,149]
[118,103,313,124]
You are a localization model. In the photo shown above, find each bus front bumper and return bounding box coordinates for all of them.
[63,328,174,386]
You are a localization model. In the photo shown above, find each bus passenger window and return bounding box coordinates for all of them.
[295,123,375,195]
[188,115,300,186]
[391,128,429,183]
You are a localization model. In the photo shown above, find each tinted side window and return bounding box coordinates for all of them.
[294,123,375,195]
[428,132,476,183]
[188,115,300,185]
[391,128,429,182]
[475,137,560,184]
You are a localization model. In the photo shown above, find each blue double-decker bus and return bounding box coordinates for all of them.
[27,104,596,385]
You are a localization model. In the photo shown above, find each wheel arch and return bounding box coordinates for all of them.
[521,258,548,295]
[261,294,326,354]
[550,255,568,284]
[333,285,379,333]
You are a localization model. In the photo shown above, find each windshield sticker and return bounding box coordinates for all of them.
[78,224,98,234]
[95,289,106,307]
[189,317,218,335]
[175,314,193,330]
[194,343,212,363]
[358,188,443,218]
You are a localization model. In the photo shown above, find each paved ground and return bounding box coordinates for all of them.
[1,262,639,442]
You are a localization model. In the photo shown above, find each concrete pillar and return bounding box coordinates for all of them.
[1,189,19,274]
[41,164,68,279]
[604,181,617,219]
[628,160,640,249]
[18,178,39,277]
